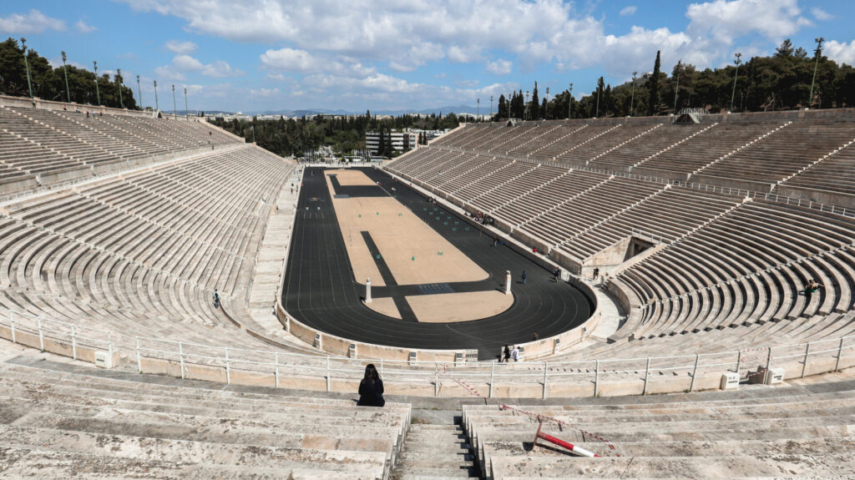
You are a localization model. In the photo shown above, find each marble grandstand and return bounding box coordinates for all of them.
[1,96,855,478]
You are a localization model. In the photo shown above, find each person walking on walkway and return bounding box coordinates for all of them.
[554,267,561,283]
[593,267,600,280]
[521,270,527,285]
[511,346,520,362]
[502,345,511,363]
[357,364,385,407]
[532,332,539,341]
[213,289,220,309]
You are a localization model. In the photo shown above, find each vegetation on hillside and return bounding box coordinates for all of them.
[497,39,855,120]
[0,38,137,109]
[210,112,459,157]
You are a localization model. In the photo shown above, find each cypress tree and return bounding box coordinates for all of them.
[531,82,540,120]
[648,50,661,116]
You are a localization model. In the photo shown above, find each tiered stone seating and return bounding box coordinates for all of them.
[439,157,511,194]
[470,164,566,214]
[504,124,565,156]
[632,122,778,181]
[463,385,855,479]
[694,122,855,192]
[518,177,664,250]
[0,354,410,479]
[528,125,612,161]
[559,187,743,260]
[592,123,709,172]
[780,140,855,206]
[492,169,608,228]
[614,200,855,339]
[437,124,490,147]
[0,145,293,352]
[453,160,538,203]
[555,125,659,167]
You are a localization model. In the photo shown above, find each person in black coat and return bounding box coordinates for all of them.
[357,364,385,407]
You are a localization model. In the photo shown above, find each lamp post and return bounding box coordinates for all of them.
[136,75,142,110]
[490,95,493,119]
[477,98,480,120]
[595,81,600,118]
[93,61,101,106]
[153,80,159,111]
[172,84,177,119]
[673,60,682,113]
[61,51,71,103]
[809,37,825,108]
[184,87,188,118]
[630,71,637,116]
[117,68,124,109]
[568,83,573,119]
[730,53,742,112]
[546,87,550,119]
[21,38,34,101]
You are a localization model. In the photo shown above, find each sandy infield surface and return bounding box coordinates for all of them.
[326,170,488,286]
[406,291,514,323]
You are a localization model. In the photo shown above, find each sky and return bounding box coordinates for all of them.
[2,0,854,113]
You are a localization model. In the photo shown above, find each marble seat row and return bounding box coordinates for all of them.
[463,387,855,479]
[0,106,241,195]
[0,354,410,480]
[0,145,293,353]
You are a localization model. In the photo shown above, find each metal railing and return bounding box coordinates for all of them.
[132,333,854,398]
[0,308,113,360]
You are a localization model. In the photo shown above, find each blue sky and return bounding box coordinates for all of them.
[2,0,854,113]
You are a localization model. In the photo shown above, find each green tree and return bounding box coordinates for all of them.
[530,82,540,120]
[647,50,661,115]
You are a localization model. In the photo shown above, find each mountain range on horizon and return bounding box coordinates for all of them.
[164,105,485,117]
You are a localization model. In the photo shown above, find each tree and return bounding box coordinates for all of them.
[775,39,795,58]
[647,50,661,116]
[496,94,508,119]
[530,82,540,120]
[595,77,604,116]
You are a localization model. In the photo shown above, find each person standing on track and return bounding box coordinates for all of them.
[554,267,561,282]
[357,364,385,407]
[521,270,527,285]
[502,345,511,363]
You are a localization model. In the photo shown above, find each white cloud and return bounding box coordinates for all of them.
[160,54,243,78]
[0,9,65,34]
[448,46,481,63]
[811,7,833,21]
[825,40,855,66]
[154,65,186,81]
[486,59,513,75]
[260,48,321,73]
[620,6,637,16]
[685,0,809,44]
[165,40,198,54]
[75,20,96,33]
[250,87,280,97]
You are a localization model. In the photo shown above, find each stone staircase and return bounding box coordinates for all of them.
[391,421,479,480]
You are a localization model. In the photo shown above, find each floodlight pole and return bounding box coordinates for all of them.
[21,38,34,101]
[117,68,124,109]
[673,60,682,113]
[730,53,742,112]
[153,80,159,111]
[477,98,480,120]
[630,71,637,116]
[184,87,188,118]
[490,95,493,119]
[136,75,142,110]
[546,87,550,119]
[172,84,177,119]
[61,51,71,103]
[525,91,530,120]
[568,83,573,119]
[93,61,101,106]
[809,37,824,108]
[595,82,600,118]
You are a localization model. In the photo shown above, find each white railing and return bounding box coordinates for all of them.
[762,192,853,218]
[0,308,113,360]
[132,333,854,398]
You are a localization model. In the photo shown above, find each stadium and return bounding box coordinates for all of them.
[2,1,855,478]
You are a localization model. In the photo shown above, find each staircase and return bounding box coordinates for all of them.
[391,420,479,480]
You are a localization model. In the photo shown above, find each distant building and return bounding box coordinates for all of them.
[365,131,413,155]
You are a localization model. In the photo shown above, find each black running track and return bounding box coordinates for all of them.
[281,167,594,359]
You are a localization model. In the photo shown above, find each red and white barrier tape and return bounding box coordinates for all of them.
[435,363,620,457]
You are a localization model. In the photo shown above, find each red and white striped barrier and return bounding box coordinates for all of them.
[435,363,620,457]
[533,420,598,457]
